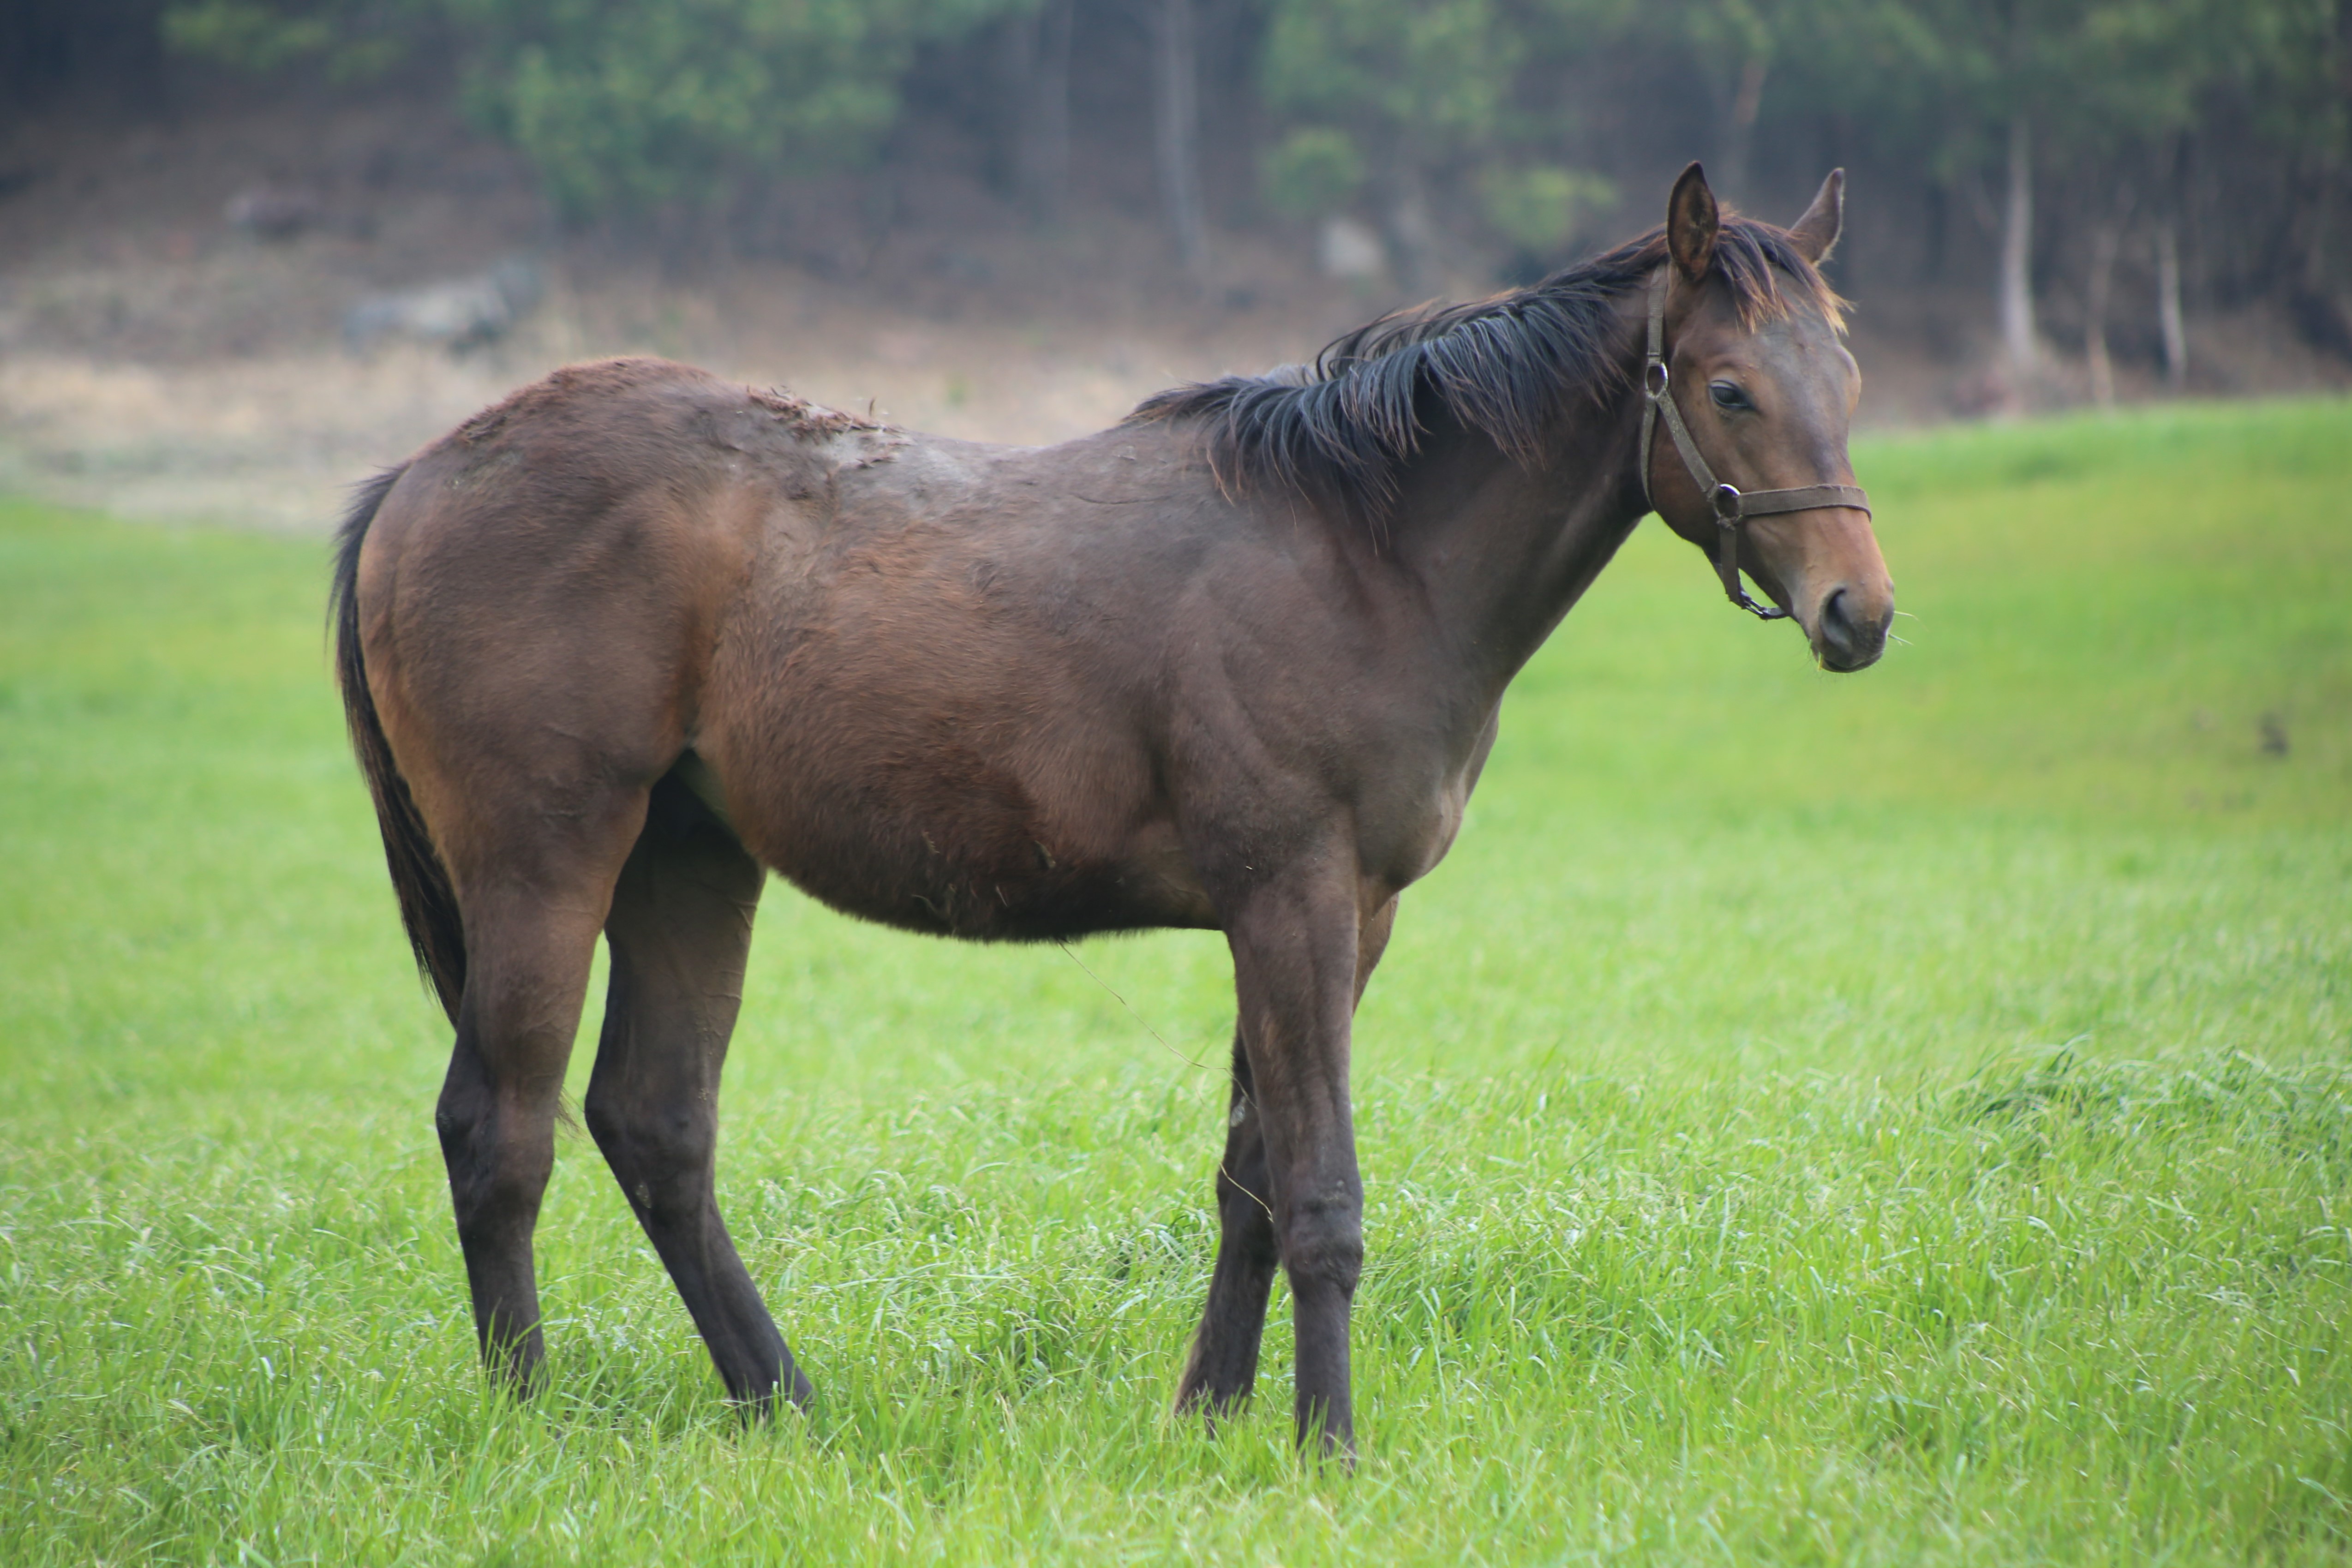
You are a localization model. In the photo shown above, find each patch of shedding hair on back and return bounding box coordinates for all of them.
[1128,216,1843,525]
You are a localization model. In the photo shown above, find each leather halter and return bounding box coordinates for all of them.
[1640,267,1871,621]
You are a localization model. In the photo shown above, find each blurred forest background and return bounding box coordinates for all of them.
[1,0,2347,528]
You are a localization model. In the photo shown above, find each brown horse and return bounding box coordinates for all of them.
[331,165,1890,1459]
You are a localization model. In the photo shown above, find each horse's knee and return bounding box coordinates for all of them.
[1281,1203,1364,1297]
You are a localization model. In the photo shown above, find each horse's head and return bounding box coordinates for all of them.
[1644,165,1893,672]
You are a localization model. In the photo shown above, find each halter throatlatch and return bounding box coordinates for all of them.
[1639,268,1871,622]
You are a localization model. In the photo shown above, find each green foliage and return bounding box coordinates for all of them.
[1680,0,1779,67]
[151,0,2350,282]
[1759,0,2318,179]
[452,0,1024,218]
[1260,126,1368,217]
[1258,0,1563,254]
[1260,0,1523,158]
[162,0,336,70]
[160,0,423,81]
[161,0,1024,217]
[1477,162,1615,250]
[478,1,885,215]
[2,400,2350,1562]
[2191,0,2350,162]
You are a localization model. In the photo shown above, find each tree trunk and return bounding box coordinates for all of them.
[1999,113,2040,374]
[2086,218,2120,409]
[2294,146,2334,297]
[2084,181,2133,410]
[2287,153,2352,360]
[2155,218,2187,389]
[1150,0,1208,279]
[1719,56,1768,208]
[1005,0,1072,225]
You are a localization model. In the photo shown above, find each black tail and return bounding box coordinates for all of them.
[331,466,467,1023]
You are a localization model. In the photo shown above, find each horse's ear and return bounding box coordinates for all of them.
[1667,162,1719,281]
[1789,169,1846,264]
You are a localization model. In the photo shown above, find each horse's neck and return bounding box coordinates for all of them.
[1391,370,1650,704]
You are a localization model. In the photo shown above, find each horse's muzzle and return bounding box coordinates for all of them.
[1813,583,1891,672]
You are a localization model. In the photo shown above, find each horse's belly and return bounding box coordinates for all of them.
[784,813,1215,940]
[699,748,1216,940]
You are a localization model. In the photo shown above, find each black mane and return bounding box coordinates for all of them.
[1127,217,1840,521]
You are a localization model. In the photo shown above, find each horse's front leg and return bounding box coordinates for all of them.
[1177,899,1396,1430]
[1215,869,1389,1460]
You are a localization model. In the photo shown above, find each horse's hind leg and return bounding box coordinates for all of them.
[437,798,648,1392]
[584,772,809,1412]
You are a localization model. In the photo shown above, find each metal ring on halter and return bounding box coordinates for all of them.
[1710,483,1744,523]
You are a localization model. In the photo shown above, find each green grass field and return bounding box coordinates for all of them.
[2,397,2348,1565]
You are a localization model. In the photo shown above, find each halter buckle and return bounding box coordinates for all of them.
[1644,360,1670,398]
[1710,483,1744,524]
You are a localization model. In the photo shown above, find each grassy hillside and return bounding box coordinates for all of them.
[1,397,2347,1564]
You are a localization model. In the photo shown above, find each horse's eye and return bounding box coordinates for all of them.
[1709,381,1751,412]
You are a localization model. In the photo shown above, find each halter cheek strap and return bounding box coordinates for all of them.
[1640,268,1871,622]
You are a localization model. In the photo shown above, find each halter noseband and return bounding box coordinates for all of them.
[1640,267,1871,621]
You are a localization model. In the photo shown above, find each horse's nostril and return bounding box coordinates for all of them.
[1819,587,1853,646]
